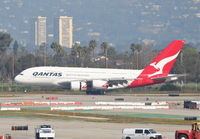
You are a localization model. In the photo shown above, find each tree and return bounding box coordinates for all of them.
[0,33,13,80]
[0,32,13,54]
[80,46,91,67]
[122,51,131,69]
[172,43,200,83]
[51,42,67,56]
[76,45,83,66]
[130,43,142,69]
[135,44,142,69]
[13,40,19,56]
[107,47,117,58]
[130,43,136,54]
[12,40,19,78]
[107,47,117,68]
[17,54,36,72]
[74,45,91,67]
[39,43,47,66]
[130,43,136,69]
[50,42,67,66]
[101,42,109,68]
[89,40,97,57]
[71,42,80,66]
[182,45,199,82]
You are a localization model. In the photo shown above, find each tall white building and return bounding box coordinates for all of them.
[35,16,47,46]
[58,16,73,48]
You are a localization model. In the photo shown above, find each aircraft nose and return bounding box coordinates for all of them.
[14,75,22,83]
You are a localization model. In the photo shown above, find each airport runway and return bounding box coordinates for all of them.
[0,93,199,139]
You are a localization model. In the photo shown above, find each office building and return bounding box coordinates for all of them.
[58,16,73,48]
[35,16,47,46]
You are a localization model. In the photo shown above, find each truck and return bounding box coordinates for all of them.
[35,125,55,139]
[0,134,12,139]
[122,128,162,139]
[175,122,200,139]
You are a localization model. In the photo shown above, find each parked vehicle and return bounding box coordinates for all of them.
[122,128,162,139]
[35,125,55,139]
[0,134,12,139]
[175,122,200,139]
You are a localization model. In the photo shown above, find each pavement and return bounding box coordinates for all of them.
[0,117,192,139]
[0,93,199,139]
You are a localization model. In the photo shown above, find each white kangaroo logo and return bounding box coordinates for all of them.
[148,51,180,77]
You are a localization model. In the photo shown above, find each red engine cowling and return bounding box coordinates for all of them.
[87,80,108,89]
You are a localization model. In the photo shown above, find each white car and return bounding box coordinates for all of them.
[35,125,55,139]
[122,128,162,139]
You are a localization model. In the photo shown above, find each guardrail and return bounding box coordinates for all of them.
[0,107,21,111]
[95,101,168,106]
[51,105,169,111]
[0,101,83,106]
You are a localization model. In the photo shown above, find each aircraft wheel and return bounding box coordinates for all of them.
[100,90,106,95]
[86,90,106,95]
[86,91,91,95]
[178,134,188,139]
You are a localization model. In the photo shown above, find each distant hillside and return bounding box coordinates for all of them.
[0,0,200,50]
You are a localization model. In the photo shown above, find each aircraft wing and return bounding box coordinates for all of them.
[56,77,135,87]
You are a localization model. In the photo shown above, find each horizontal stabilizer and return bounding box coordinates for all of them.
[152,74,186,81]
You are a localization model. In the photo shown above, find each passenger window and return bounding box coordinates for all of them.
[135,129,143,134]
[145,130,150,134]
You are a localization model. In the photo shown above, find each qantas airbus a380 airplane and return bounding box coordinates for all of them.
[15,40,185,94]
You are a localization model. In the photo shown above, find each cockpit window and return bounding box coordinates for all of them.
[19,73,24,75]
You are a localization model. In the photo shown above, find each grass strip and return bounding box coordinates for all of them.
[0,109,199,125]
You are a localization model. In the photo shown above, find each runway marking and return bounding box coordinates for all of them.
[36,113,109,120]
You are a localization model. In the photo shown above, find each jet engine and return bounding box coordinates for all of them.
[87,80,108,89]
[64,81,87,91]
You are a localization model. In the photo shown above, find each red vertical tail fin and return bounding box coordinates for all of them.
[129,40,185,87]
[142,40,185,78]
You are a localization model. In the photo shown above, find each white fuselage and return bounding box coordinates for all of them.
[15,67,142,86]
